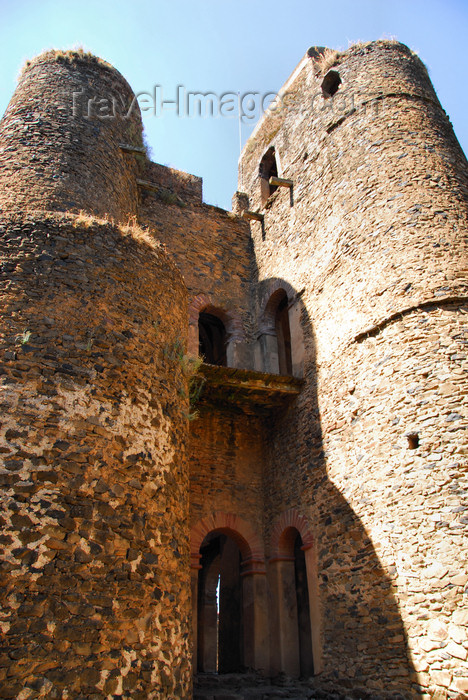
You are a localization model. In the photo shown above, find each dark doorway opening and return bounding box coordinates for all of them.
[275,526,314,677]
[199,312,227,366]
[294,533,314,677]
[275,291,292,375]
[197,533,243,673]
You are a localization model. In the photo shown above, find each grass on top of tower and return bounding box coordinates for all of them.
[313,39,428,78]
[20,47,113,77]
[314,48,344,76]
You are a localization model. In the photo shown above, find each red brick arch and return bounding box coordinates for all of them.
[259,281,297,335]
[270,509,315,559]
[191,511,265,573]
[188,294,245,342]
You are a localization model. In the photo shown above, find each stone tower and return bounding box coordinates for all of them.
[0,51,191,698]
[237,41,468,697]
[0,41,467,700]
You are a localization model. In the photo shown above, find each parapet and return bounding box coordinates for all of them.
[140,160,203,204]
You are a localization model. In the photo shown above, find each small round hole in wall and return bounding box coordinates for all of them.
[405,431,419,449]
[321,70,342,98]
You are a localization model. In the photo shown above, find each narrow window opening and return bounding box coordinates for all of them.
[199,312,227,366]
[259,146,279,205]
[321,70,341,98]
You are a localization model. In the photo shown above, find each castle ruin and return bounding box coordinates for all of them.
[0,41,467,699]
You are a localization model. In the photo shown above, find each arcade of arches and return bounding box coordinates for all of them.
[194,287,297,378]
[190,513,321,679]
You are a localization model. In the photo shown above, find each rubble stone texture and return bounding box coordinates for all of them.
[0,53,190,699]
[239,41,468,699]
[0,41,467,699]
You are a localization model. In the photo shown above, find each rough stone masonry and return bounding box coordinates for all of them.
[0,41,467,699]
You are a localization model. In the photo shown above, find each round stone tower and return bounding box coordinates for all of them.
[0,52,191,698]
[0,50,142,222]
[239,41,468,696]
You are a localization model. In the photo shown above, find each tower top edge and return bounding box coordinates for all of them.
[19,48,125,83]
[240,39,423,162]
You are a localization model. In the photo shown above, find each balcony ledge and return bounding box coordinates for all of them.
[195,363,303,414]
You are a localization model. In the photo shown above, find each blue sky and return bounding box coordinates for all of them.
[1,0,467,209]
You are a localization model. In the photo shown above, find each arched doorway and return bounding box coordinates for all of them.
[197,533,243,673]
[199,311,227,366]
[269,511,320,677]
[259,287,293,375]
[190,513,269,676]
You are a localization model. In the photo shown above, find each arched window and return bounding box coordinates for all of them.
[199,311,227,366]
[321,69,341,98]
[259,146,279,205]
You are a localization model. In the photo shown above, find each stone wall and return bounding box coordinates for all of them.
[0,212,191,699]
[189,404,265,534]
[239,41,468,698]
[137,162,254,368]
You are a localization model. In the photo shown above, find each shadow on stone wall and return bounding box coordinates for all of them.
[258,277,420,699]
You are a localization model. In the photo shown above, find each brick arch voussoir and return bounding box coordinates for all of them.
[259,280,297,335]
[270,508,315,559]
[188,294,245,342]
[188,294,212,325]
[191,511,264,569]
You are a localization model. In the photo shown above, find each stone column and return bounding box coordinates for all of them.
[241,559,269,674]
[188,321,199,357]
[197,555,220,673]
[268,557,300,676]
[258,331,280,374]
[218,537,242,672]
[289,299,304,378]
